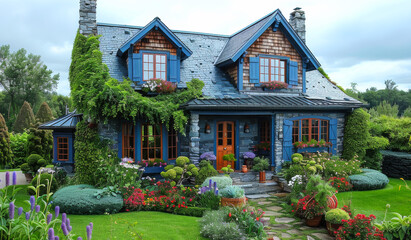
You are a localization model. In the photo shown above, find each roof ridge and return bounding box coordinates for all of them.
[229,9,278,37]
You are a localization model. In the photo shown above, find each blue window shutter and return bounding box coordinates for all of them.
[132,53,142,83]
[288,60,298,86]
[329,119,338,155]
[282,120,293,162]
[249,57,259,84]
[169,54,178,83]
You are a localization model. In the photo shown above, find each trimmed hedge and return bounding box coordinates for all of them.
[348,169,389,191]
[201,176,232,190]
[52,185,123,215]
[174,207,209,217]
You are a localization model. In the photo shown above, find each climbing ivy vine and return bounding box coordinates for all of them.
[69,32,204,133]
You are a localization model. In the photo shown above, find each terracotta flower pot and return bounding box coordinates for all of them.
[326,221,342,236]
[259,171,266,183]
[242,165,248,173]
[305,215,323,227]
[24,173,33,183]
[221,197,246,207]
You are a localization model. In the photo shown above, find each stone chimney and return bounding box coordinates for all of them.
[289,7,306,43]
[79,0,97,36]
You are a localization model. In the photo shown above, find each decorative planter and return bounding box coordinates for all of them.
[242,165,248,173]
[259,171,266,183]
[142,167,165,174]
[24,173,33,183]
[262,87,288,93]
[327,195,338,209]
[296,147,329,153]
[305,215,323,227]
[221,197,246,207]
[326,222,342,236]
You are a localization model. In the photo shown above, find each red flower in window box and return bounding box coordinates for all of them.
[261,81,288,90]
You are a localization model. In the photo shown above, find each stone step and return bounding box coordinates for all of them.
[234,181,282,195]
[230,171,275,183]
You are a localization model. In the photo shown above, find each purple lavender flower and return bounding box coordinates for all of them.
[68,225,72,232]
[35,205,40,213]
[242,152,256,159]
[25,212,30,221]
[54,237,59,240]
[5,172,9,187]
[9,202,15,219]
[89,222,93,230]
[12,171,17,185]
[62,213,67,224]
[209,179,212,189]
[30,196,35,211]
[77,238,83,240]
[47,213,53,224]
[61,223,69,236]
[18,207,23,216]
[86,225,92,240]
[55,206,60,218]
[66,218,70,227]
[200,152,216,161]
[48,228,54,240]
[213,181,217,190]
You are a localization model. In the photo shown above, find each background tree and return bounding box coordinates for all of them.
[403,107,411,118]
[368,101,399,118]
[0,45,59,128]
[342,108,370,160]
[13,101,35,133]
[44,93,73,118]
[0,113,13,168]
[35,102,54,123]
[27,124,53,164]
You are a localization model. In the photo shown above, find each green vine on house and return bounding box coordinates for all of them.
[69,32,204,133]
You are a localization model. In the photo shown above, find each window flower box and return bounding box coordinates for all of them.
[296,147,329,153]
[261,81,288,91]
[142,166,165,174]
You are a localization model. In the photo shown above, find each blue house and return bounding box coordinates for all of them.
[45,2,363,172]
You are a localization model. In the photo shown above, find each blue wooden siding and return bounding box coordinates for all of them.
[53,132,74,164]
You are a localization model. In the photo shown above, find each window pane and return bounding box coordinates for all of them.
[161,55,166,63]
[260,58,264,64]
[161,72,166,80]
[280,75,285,81]
[270,59,274,65]
[281,69,285,75]
[156,64,160,71]
[156,55,160,62]
[149,72,153,79]
[149,55,153,61]
[161,64,166,71]
[264,59,268,65]
[265,75,268,81]
[144,54,148,61]
[275,75,278,81]
[265,66,269,73]
[280,61,285,67]
[148,63,153,70]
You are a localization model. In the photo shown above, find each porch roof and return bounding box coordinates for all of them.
[38,110,83,130]
[183,95,364,111]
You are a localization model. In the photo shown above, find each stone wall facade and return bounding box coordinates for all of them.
[98,118,121,155]
[381,151,411,180]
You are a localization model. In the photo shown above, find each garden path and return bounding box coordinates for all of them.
[0,171,28,189]
[249,193,333,240]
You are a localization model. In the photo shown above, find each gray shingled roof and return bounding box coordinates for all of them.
[98,23,245,99]
[183,95,363,111]
[38,111,82,129]
[214,11,277,65]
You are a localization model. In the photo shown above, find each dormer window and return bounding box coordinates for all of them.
[259,57,286,82]
[143,53,167,81]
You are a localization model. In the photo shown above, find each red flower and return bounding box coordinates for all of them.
[228,213,232,217]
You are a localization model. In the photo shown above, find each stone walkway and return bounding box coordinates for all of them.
[248,193,333,240]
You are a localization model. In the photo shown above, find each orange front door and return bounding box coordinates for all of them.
[216,121,235,170]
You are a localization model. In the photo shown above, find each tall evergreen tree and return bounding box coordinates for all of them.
[35,102,54,123]
[13,101,35,133]
[0,113,13,168]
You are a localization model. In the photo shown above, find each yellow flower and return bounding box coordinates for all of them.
[400,178,404,181]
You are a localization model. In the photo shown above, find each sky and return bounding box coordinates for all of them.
[0,0,410,96]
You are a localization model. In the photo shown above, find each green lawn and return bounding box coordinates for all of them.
[0,165,54,172]
[11,185,205,240]
[337,178,411,221]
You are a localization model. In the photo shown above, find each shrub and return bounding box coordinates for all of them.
[160,156,199,186]
[335,214,385,240]
[198,191,220,210]
[13,101,35,133]
[174,206,209,217]
[369,115,411,152]
[291,153,303,163]
[201,176,232,190]
[196,160,218,185]
[375,212,411,240]
[348,169,389,191]
[325,208,350,224]
[328,177,353,192]
[221,164,234,175]
[252,157,270,172]
[200,209,245,240]
[52,185,123,215]
[74,121,101,185]
[35,102,54,123]
[363,136,390,170]
[21,154,47,174]
[28,173,58,196]
[9,132,28,168]
[222,153,236,161]
[0,113,13,168]
[219,185,245,198]
[342,108,370,160]
[200,152,216,161]
[27,124,53,163]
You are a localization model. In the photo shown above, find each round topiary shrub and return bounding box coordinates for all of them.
[201,176,232,190]
[52,185,123,215]
[291,153,303,163]
[348,169,389,191]
[28,173,59,195]
[325,208,350,224]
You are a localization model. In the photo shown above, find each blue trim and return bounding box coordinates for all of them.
[192,111,275,116]
[135,122,142,162]
[53,132,74,164]
[237,58,244,91]
[302,62,307,93]
[287,115,333,121]
[162,124,167,161]
[296,147,328,153]
[127,48,133,79]
[213,120,217,169]
[270,114,275,168]
[226,10,320,70]
[143,167,165,174]
[235,120,240,170]
[259,54,290,61]
[118,127,122,159]
[117,17,192,59]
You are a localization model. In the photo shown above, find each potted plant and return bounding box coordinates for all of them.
[220,185,246,207]
[242,152,256,172]
[325,208,350,236]
[252,157,270,183]
[295,194,325,227]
